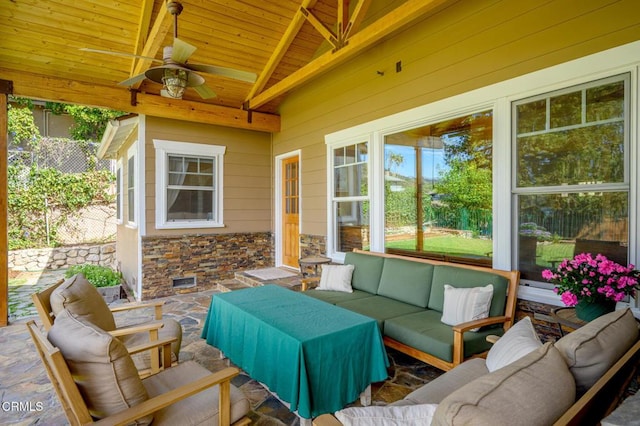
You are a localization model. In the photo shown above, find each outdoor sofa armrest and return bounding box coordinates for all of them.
[108,320,164,338]
[92,367,242,426]
[110,301,164,320]
[452,315,511,365]
[127,337,177,372]
[301,277,321,291]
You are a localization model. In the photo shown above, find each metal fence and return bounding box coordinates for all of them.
[8,138,116,246]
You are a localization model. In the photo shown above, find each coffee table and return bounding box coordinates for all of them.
[201,284,389,420]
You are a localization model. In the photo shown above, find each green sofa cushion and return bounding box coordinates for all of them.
[337,296,424,331]
[376,258,434,308]
[344,252,385,294]
[303,289,375,305]
[384,310,503,362]
[428,266,508,317]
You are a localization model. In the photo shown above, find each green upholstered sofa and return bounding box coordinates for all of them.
[302,249,520,371]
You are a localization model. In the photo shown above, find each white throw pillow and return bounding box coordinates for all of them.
[485,316,542,372]
[440,284,494,332]
[315,264,355,293]
[335,403,438,426]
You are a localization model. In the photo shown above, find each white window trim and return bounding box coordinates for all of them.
[325,40,640,305]
[153,139,225,229]
[116,159,123,224]
[126,144,137,228]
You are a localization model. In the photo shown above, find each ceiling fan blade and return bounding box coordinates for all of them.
[187,64,257,83]
[172,38,197,63]
[118,72,148,87]
[80,48,162,63]
[192,83,217,99]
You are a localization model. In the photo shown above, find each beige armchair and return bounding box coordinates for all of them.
[32,273,182,377]
[27,312,250,426]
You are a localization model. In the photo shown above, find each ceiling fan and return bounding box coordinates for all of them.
[81,0,256,99]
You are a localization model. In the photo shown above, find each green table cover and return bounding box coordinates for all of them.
[201,284,389,419]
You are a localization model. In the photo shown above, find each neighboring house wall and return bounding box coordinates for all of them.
[134,116,273,299]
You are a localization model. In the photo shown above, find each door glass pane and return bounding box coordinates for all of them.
[383,110,493,266]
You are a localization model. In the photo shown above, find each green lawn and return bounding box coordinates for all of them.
[385,236,576,267]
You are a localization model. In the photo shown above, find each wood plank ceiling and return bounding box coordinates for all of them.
[0,0,453,132]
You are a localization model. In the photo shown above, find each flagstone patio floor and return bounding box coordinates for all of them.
[2,269,443,425]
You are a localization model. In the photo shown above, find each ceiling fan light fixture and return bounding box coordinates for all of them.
[162,68,188,98]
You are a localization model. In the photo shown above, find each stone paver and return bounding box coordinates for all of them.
[1,269,441,425]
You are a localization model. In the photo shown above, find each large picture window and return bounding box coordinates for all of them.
[331,142,369,253]
[154,140,225,229]
[383,110,493,266]
[513,74,630,283]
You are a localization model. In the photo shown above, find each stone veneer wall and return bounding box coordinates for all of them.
[140,232,273,300]
[9,243,116,271]
[299,234,326,259]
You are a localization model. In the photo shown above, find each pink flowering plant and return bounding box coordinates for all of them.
[542,253,639,307]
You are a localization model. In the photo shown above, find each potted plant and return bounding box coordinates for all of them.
[65,264,124,303]
[542,253,639,321]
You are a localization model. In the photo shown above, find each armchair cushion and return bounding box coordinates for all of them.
[555,308,639,395]
[48,309,152,425]
[143,361,251,425]
[49,273,116,331]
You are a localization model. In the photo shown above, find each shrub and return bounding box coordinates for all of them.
[65,264,122,287]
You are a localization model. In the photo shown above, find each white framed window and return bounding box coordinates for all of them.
[326,41,640,305]
[127,144,136,226]
[327,139,370,259]
[116,159,123,224]
[513,74,631,286]
[154,140,225,229]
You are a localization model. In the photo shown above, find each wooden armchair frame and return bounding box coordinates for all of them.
[27,321,250,426]
[31,278,173,376]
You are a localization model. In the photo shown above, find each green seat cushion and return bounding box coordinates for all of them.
[303,289,375,305]
[376,258,434,308]
[428,266,508,317]
[344,252,385,294]
[337,296,424,331]
[384,310,503,362]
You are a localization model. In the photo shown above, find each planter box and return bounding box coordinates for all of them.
[95,284,125,303]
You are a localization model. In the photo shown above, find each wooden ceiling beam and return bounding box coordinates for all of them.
[130,0,156,76]
[248,0,450,110]
[343,0,372,41]
[246,0,318,102]
[130,4,173,89]
[300,7,339,49]
[2,69,280,133]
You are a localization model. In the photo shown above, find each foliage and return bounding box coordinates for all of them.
[45,102,125,141]
[7,99,40,148]
[434,160,492,210]
[8,165,115,249]
[542,253,639,306]
[519,222,553,242]
[65,264,122,287]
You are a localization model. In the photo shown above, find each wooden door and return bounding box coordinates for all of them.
[282,156,299,268]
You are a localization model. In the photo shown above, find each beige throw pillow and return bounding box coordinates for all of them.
[432,342,575,426]
[47,309,152,425]
[441,284,493,331]
[486,316,542,372]
[555,308,639,395]
[316,264,355,293]
[50,273,116,331]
